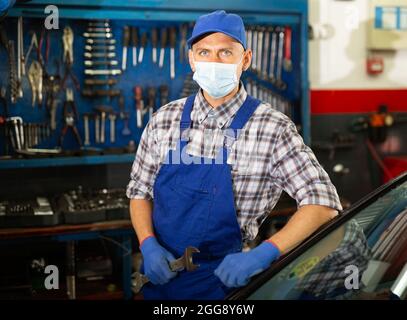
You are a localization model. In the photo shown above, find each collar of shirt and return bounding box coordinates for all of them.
[193,81,248,129]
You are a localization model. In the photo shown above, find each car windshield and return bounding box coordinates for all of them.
[245,177,407,300]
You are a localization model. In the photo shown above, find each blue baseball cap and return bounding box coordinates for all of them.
[187,10,247,50]
[0,0,16,12]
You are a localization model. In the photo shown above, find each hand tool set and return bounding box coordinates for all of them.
[0,19,299,159]
[0,186,129,227]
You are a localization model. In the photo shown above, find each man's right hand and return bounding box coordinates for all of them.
[139,236,177,285]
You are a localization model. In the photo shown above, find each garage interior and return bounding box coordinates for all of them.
[0,0,406,300]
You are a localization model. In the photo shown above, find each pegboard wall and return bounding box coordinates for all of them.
[0,0,309,166]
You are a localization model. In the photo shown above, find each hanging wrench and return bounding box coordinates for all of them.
[256,26,264,76]
[268,27,277,83]
[262,27,271,80]
[17,17,24,97]
[132,246,200,294]
[275,28,287,90]
[246,26,252,54]
[251,26,258,72]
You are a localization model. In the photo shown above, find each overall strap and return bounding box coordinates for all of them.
[179,94,196,135]
[223,95,262,148]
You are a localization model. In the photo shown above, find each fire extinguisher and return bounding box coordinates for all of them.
[366,51,384,75]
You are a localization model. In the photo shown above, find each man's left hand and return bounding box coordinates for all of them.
[214,241,281,287]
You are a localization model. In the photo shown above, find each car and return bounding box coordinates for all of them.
[227,172,407,300]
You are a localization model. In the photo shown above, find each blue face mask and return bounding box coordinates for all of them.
[192,53,244,99]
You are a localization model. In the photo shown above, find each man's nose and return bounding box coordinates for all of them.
[209,55,223,63]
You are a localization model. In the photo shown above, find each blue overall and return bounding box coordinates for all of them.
[141,94,261,300]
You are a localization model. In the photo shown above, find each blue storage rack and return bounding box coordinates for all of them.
[1,0,309,170]
[0,0,309,301]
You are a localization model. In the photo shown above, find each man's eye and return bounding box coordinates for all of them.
[199,50,208,56]
[221,50,232,56]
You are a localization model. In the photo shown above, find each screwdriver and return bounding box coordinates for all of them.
[134,86,144,128]
[122,26,130,70]
[131,26,138,66]
[138,32,147,64]
[151,28,158,64]
[159,28,168,68]
[169,26,176,79]
[147,87,156,120]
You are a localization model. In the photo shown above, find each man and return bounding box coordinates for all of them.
[126,10,342,300]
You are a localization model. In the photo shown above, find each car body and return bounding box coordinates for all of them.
[228,172,407,300]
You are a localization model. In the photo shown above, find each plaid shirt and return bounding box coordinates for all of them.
[294,219,372,299]
[126,82,343,242]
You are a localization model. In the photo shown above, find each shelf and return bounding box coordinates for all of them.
[8,0,305,23]
[0,154,135,169]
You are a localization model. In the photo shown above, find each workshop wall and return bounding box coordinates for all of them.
[308,0,407,203]
[309,0,407,90]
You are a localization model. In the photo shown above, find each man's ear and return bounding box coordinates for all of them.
[242,49,252,71]
[188,49,196,72]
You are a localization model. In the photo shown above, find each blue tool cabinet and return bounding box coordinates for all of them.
[0,0,309,300]
[1,0,309,169]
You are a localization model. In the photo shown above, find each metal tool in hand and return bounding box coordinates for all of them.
[132,246,200,294]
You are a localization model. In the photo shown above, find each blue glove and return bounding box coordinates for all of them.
[214,241,281,287]
[140,236,177,285]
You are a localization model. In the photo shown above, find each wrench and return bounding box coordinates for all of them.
[246,26,252,54]
[84,52,116,59]
[83,32,113,38]
[251,27,258,71]
[86,38,116,45]
[85,45,115,52]
[275,28,287,90]
[132,246,200,294]
[262,27,271,80]
[84,69,122,76]
[256,26,264,76]
[268,27,277,83]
